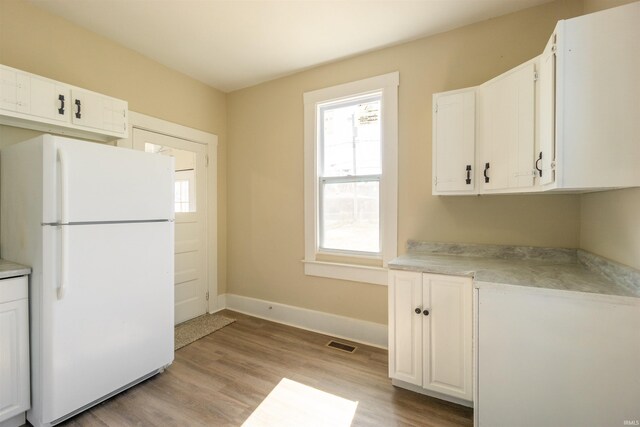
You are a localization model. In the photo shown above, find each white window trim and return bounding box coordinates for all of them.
[303,72,399,286]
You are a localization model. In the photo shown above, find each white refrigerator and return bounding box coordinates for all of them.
[0,134,175,427]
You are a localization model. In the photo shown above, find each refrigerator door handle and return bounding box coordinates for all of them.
[58,148,69,224]
[58,148,69,299]
[59,225,69,299]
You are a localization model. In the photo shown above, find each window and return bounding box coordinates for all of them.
[303,72,398,285]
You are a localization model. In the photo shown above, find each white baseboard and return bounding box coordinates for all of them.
[216,293,388,349]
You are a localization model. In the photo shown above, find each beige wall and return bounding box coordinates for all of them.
[0,0,228,292]
[578,0,640,270]
[226,0,585,324]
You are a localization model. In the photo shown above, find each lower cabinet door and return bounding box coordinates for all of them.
[422,273,473,401]
[0,295,30,422]
[388,271,423,386]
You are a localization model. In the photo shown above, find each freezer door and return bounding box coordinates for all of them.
[40,222,174,423]
[42,135,174,224]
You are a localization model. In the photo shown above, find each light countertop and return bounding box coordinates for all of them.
[0,259,31,280]
[389,242,640,299]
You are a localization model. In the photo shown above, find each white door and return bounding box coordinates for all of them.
[388,271,423,386]
[422,273,473,401]
[133,128,208,325]
[433,89,476,193]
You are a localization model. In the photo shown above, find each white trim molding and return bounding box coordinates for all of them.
[303,72,399,284]
[220,293,388,349]
[302,260,388,286]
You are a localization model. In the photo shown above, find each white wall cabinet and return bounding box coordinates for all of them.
[432,2,639,195]
[432,88,476,194]
[389,270,473,406]
[476,285,640,426]
[0,64,127,141]
[0,276,30,427]
[537,3,640,191]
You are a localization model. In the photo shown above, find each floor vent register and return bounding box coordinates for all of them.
[326,340,357,353]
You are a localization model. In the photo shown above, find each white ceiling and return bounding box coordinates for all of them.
[28,0,552,92]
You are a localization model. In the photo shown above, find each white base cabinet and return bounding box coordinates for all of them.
[0,276,30,427]
[476,285,640,426]
[388,270,473,406]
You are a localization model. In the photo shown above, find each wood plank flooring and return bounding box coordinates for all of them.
[60,310,473,427]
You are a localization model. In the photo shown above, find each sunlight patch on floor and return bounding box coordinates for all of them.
[242,378,358,427]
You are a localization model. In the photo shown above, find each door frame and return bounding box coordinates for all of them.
[117,111,218,314]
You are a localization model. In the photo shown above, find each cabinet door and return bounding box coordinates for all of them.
[70,88,108,131]
[537,34,556,186]
[0,297,30,421]
[432,89,476,194]
[479,62,536,191]
[388,271,423,386]
[0,67,29,114]
[71,89,128,135]
[28,75,70,123]
[422,273,472,401]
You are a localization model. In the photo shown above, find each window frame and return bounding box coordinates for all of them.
[303,72,399,285]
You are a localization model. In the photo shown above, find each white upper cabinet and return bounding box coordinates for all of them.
[432,2,639,195]
[0,64,128,141]
[432,88,476,194]
[541,2,640,190]
[479,61,536,192]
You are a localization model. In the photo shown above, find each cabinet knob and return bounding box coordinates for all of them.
[414,307,421,314]
[423,309,430,316]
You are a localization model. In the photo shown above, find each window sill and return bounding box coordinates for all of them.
[302,260,388,286]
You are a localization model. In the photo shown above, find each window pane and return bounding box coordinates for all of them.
[145,143,197,212]
[321,180,379,253]
[321,97,381,177]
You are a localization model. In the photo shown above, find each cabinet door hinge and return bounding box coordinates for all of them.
[434,104,438,113]
[534,71,539,81]
[206,291,209,301]
[205,154,209,167]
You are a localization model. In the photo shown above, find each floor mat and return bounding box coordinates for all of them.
[175,313,235,350]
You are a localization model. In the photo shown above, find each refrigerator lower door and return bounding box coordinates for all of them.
[38,221,173,424]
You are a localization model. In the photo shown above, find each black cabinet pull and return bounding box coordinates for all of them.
[465,165,472,185]
[484,162,490,183]
[535,152,543,177]
[75,99,82,119]
[423,309,429,316]
[414,308,421,314]
[58,95,65,115]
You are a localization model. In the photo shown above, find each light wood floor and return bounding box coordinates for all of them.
[60,310,473,426]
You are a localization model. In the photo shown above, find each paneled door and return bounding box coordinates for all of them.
[133,128,208,325]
